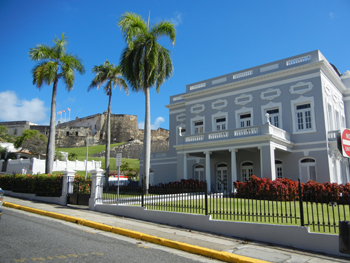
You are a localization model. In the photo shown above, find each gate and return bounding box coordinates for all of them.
[67,176,92,205]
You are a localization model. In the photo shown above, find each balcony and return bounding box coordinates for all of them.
[183,123,291,144]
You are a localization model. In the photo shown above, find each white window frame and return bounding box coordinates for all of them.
[235,107,253,128]
[193,164,205,181]
[216,163,228,191]
[291,96,316,134]
[299,157,316,183]
[191,115,205,135]
[241,161,254,182]
[261,102,282,129]
[275,160,283,179]
[211,111,228,132]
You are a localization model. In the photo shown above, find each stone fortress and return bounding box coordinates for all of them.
[0,111,169,159]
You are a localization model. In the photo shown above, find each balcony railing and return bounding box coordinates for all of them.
[184,123,291,144]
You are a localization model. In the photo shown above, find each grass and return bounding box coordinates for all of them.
[101,192,350,234]
[57,143,139,171]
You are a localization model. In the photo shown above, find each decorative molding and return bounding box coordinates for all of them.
[286,55,312,66]
[190,104,205,114]
[332,94,339,103]
[235,94,253,106]
[233,70,253,79]
[340,101,344,109]
[173,96,183,101]
[290,81,313,95]
[344,70,350,75]
[211,99,228,110]
[176,113,186,122]
[324,85,331,96]
[190,82,206,90]
[260,88,281,100]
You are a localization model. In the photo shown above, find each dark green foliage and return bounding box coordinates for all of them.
[0,173,63,196]
[68,152,78,161]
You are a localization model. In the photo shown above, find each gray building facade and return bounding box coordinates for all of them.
[143,50,350,192]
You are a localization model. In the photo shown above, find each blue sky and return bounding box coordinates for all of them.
[0,0,349,130]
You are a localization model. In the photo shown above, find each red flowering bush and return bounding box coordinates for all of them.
[234,176,349,203]
[73,175,91,194]
[150,179,206,193]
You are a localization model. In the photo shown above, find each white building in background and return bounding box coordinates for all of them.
[141,50,350,192]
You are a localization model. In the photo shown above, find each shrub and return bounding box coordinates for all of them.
[0,173,63,196]
[234,175,350,203]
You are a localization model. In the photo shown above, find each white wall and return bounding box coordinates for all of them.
[4,158,101,174]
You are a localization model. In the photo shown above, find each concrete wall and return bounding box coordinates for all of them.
[93,203,349,258]
[4,158,101,174]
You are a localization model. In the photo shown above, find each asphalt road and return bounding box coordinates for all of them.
[0,208,220,263]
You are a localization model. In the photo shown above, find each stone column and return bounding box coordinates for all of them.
[183,153,188,180]
[230,149,238,192]
[89,168,105,210]
[61,169,76,205]
[204,151,211,192]
[259,144,276,180]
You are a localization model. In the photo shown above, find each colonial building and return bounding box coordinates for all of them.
[144,50,350,192]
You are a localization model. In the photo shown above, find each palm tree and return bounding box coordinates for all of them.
[29,33,85,174]
[118,12,176,193]
[88,60,128,184]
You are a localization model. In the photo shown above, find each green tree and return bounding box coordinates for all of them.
[14,129,44,148]
[0,125,7,134]
[118,12,176,193]
[68,152,78,161]
[88,60,128,185]
[29,33,85,173]
[21,135,48,159]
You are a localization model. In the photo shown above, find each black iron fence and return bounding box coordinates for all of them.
[101,180,350,234]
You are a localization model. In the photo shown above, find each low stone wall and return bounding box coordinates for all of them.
[92,140,169,159]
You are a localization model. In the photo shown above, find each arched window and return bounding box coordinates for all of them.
[241,162,253,182]
[299,158,316,182]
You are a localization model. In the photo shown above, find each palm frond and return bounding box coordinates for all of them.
[29,45,56,61]
[150,21,176,45]
[118,12,149,48]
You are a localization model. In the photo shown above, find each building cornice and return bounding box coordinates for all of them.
[180,61,329,100]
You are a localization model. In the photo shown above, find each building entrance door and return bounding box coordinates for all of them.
[194,164,204,181]
[216,163,228,192]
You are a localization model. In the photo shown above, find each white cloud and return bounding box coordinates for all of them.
[138,116,165,130]
[329,12,335,19]
[170,13,183,27]
[0,91,47,123]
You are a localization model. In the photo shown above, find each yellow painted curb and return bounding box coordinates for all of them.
[3,202,270,263]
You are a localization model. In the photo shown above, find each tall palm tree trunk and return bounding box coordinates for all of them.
[105,89,112,187]
[46,80,58,174]
[143,87,151,194]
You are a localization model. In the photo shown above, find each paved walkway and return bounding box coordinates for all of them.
[3,196,350,263]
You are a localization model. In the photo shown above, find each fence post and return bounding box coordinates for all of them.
[89,168,104,210]
[141,174,144,207]
[61,169,76,205]
[205,181,208,216]
[298,178,304,227]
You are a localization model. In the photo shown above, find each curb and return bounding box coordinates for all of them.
[3,202,270,263]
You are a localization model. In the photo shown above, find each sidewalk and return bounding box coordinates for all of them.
[3,196,350,263]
